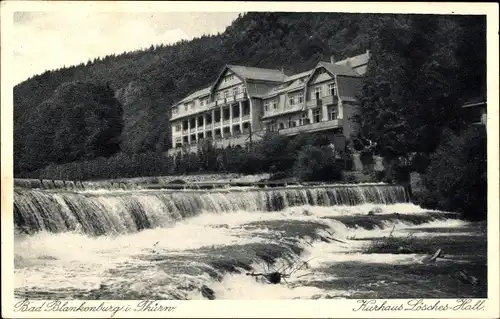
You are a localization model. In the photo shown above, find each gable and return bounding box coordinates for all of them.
[308,67,333,84]
[212,68,244,92]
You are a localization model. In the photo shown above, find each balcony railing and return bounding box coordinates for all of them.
[222,119,230,126]
[241,114,250,121]
[306,99,320,108]
[262,104,302,119]
[182,130,189,135]
[205,123,213,130]
[189,128,196,133]
[322,94,338,106]
[279,119,343,136]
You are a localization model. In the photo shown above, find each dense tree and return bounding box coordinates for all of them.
[355,14,485,162]
[15,82,123,172]
[418,126,487,220]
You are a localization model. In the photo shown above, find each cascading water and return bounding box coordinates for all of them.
[13,183,486,300]
[14,184,408,235]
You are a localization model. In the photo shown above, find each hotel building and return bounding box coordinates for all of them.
[169,51,370,153]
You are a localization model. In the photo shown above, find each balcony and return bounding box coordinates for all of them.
[205,123,213,130]
[241,114,250,122]
[306,99,322,109]
[207,101,216,109]
[182,130,189,135]
[189,128,196,133]
[322,94,338,106]
[262,104,303,119]
[222,119,230,126]
[213,121,221,128]
[279,119,343,136]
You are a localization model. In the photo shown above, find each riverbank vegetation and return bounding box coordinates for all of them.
[19,132,347,183]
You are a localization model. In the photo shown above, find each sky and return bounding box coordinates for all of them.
[12,12,241,84]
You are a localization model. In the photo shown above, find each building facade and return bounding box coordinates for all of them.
[169,51,370,154]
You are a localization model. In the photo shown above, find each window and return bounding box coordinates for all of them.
[242,85,247,94]
[298,92,304,103]
[190,103,195,110]
[175,124,181,132]
[314,87,322,100]
[268,121,277,132]
[200,99,205,106]
[232,87,238,96]
[279,122,285,130]
[172,107,178,114]
[224,90,229,98]
[184,104,188,111]
[216,92,221,100]
[288,117,296,128]
[328,83,336,96]
[271,100,278,110]
[300,112,309,125]
[264,101,270,112]
[313,109,321,123]
[329,107,338,120]
[288,95,295,106]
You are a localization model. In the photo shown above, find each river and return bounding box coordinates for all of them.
[13,184,487,300]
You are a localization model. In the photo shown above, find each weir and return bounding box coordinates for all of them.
[14,184,408,236]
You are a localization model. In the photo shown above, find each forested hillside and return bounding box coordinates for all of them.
[14,12,485,176]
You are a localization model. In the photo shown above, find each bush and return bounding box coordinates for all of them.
[293,145,342,182]
[423,126,486,220]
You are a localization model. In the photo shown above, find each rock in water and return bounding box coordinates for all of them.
[201,285,215,300]
[302,209,312,216]
[368,207,383,215]
[265,272,282,284]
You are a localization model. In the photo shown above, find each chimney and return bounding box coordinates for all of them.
[330,55,336,64]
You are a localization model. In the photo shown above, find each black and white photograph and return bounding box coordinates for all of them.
[2,1,498,318]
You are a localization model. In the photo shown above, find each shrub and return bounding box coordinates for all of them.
[293,145,342,182]
[423,126,486,220]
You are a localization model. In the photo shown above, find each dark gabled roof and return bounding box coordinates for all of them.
[319,61,361,77]
[256,79,305,98]
[284,70,312,82]
[336,51,370,69]
[227,65,287,82]
[175,86,211,105]
[336,75,363,102]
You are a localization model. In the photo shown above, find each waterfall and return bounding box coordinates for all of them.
[14,184,408,236]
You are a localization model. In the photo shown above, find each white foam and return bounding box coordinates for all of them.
[15,203,472,299]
